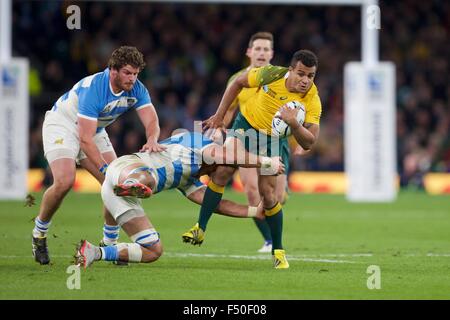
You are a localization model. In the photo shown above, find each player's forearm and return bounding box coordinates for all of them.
[215,82,243,120]
[208,143,258,167]
[225,146,259,167]
[144,119,160,143]
[80,138,107,169]
[214,200,250,218]
[138,104,161,143]
[223,106,238,128]
[187,188,257,218]
[290,122,316,150]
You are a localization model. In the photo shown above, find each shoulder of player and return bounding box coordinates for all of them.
[75,69,106,92]
[253,65,289,86]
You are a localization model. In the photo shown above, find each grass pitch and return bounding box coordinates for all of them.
[0,190,449,300]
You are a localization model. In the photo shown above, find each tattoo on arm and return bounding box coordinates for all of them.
[303,122,313,129]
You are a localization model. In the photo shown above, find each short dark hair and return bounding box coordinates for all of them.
[248,32,274,49]
[108,46,146,71]
[290,50,318,69]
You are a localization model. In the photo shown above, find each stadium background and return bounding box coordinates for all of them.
[12,0,449,194]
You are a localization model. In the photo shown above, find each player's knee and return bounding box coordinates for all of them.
[260,189,277,208]
[141,243,163,263]
[52,174,75,194]
[131,228,162,263]
[262,197,277,209]
[276,190,285,204]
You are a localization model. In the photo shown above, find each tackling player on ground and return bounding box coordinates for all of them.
[74,130,284,267]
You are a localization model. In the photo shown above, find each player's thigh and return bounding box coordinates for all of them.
[121,216,154,237]
[42,114,79,165]
[48,157,77,188]
[239,167,258,189]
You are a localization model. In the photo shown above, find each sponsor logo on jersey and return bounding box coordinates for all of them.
[127,98,137,107]
[262,85,277,98]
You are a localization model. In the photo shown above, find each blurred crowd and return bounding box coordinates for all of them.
[13,1,449,189]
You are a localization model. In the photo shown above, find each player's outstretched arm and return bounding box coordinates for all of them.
[203,72,250,130]
[202,138,285,175]
[186,188,264,220]
[222,105,239,128]
[137,104,167,152]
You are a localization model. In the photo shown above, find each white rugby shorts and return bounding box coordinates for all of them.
[42,111,115,163]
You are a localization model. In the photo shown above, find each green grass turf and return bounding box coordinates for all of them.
[0,190,449,299]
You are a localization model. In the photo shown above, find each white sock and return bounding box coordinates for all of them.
[33,217,51,238]
[102,224,120,245]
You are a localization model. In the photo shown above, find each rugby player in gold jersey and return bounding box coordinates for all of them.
[184,50,322,269]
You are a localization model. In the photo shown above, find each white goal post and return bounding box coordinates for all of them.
[0,0,29,200]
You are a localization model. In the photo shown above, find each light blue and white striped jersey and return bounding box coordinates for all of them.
[50,68,151,133]
[133,131,214,195]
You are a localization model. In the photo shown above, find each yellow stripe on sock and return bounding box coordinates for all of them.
[264,202,282,216]
[208,181,225,194]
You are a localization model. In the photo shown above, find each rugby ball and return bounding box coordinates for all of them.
[271,101,306,137]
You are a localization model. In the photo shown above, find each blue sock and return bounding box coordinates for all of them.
[100,245,118,261]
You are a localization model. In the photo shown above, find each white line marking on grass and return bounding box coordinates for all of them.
[426,253,450,257]
[0,253,357,264]
[302,253,373,257]
[164,252,358,264]
[4,252,450,262]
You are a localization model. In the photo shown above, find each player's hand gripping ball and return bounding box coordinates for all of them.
[271,101,306,137]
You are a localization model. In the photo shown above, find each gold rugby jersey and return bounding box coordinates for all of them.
[240,65,322,134]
